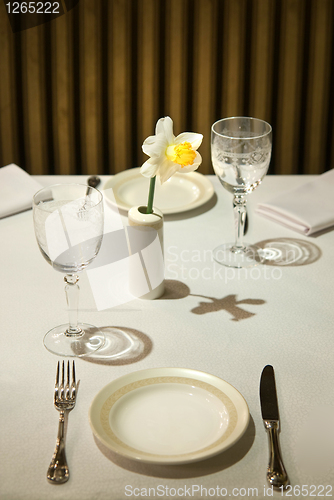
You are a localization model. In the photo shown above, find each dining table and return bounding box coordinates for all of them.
[1,173,333,500]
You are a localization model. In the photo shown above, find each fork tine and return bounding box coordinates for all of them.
[54,361,60,401]
[65,360,70,399]
[60,360,65,399]
[72,360,76,386]
[55,361,60,385]
[71,361,76,399]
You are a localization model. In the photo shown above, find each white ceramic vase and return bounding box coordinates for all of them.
[127,206,164,300]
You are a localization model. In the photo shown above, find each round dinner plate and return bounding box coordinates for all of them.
[103,168,214,214]
[89,367,249,464]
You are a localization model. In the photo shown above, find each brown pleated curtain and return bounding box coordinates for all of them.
[0,0,333,176]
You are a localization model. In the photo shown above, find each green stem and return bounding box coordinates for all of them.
[146,176,156,214]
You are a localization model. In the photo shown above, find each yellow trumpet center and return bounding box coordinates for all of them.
[166,142,196,167]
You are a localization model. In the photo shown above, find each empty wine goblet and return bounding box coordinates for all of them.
[33,183,105,357]
[211,117,272,268]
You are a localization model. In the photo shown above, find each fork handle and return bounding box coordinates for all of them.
[47,411,69,484]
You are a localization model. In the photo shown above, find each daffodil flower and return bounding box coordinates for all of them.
[140,116,203,184]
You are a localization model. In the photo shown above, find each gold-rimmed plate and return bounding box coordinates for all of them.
[88,367,249,464]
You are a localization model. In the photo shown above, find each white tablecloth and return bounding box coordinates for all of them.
[1,175,333,500]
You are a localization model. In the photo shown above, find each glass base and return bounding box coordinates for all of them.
[43,323,105,357]
[213,242,264,268]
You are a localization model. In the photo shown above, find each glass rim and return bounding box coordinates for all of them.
[33,183,104,210]
[211,116,272,140]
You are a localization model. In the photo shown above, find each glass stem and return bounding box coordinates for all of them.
[233,195,247,251]
[64,274,82,336]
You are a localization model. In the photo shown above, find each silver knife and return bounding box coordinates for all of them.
[260,365,289,489]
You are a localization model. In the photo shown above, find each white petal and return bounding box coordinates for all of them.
[146,153,165,165]
[158,159,179,184]
[177,152,202,173]
[194,151,202,165]
[155,117,166,135]
[142,133,168,157]
[140,160,159,178]
[174,132,203,150]
[163,116,175,144]
[143,134,157,145]
[155,117,174,145]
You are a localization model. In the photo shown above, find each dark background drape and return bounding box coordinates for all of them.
[0,0,333,176]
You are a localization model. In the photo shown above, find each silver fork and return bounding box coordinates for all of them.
[47,361,77,484]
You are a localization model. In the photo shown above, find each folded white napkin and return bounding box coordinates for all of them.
[256,169,334,235]
[0,164,43,219]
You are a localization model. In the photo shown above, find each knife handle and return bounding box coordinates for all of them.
[264,420,289,489]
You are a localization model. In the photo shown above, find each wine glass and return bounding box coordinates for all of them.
[33,184,105,357]
[211,117,272,268]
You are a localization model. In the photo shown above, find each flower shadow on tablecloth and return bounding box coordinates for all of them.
[92,415,255,478]
[160,280,265,322]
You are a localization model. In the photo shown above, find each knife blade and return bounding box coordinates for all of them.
[260,365,289,489]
